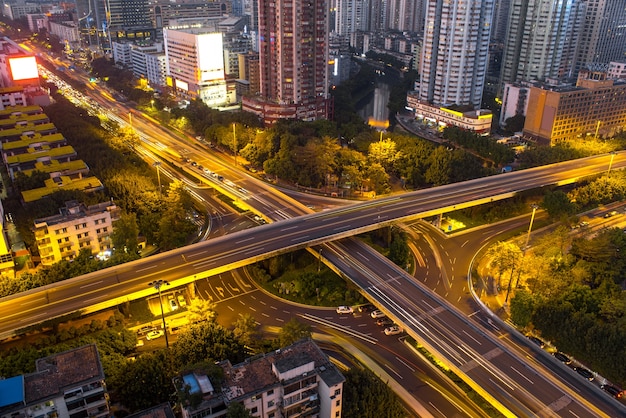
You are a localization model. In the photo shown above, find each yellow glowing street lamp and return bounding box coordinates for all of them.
[608,151,616,177]
[148,279,170,348]
[524,204,539,249]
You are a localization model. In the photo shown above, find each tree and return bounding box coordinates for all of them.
[279,318,312,347]
[187,297,218,324]
[342,368,407,418]
[542,190,576,220]
[485,241,522,291]
[504,114,525,134]
[388,229,409,268]
[226,402,253,418]
[510,289,535,328]
[111,212,139,254]
[171,321,247,369]
[232,313,259,349]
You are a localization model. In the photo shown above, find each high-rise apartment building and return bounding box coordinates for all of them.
[499,0,579,94]
[334,0,369,36]
[418,0,494,109]
[242,0,331,124]
[574,0,626,76]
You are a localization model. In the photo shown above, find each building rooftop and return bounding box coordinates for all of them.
[34,200,117,226]
[0,375,24,409]
[21,176,104,202]
[221,338,344,401]
[126,403,176,418]
[25,344,105,404]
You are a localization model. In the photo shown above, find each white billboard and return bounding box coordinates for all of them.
[197,33,225,83]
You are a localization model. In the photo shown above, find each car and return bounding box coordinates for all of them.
[574,367,594,381]
[177,294,187,308]
[600,385,623,399]
[357,304,375,313]
[553,352,571,364]
[376,318,394,327]
[137,326,156,335]
[604,210,618,218]
[169,298,178,311]
[370,310,386,319]
[146,330,164,340]
[579,221,589,227]
[384,325,403,336]
[526,335,545,348]
[336,306,353,314]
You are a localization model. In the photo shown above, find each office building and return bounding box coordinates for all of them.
[175,339,345,418]
[418,0,494,109]
[608,61,626,80]
[151,0,232,39]
[33,200,119,265]
[163,23,229,108]
[242,0,330,124]
[524,70,626,144]
[0,344,109,418]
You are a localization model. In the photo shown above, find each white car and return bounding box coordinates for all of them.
[336,306,353,314]
[370,310,386,318]
[384,325,402,336]
[146,330,164,340]
[177,294,187,308]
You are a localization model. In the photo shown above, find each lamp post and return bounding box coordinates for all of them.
[594,120,601,140]
[317,248,323,272]
[524,204,539,250]
[128,111,132,128]
[608,151,616,177]
[148,280,170,348]
[153,161,162,197]
[150,99,154,110]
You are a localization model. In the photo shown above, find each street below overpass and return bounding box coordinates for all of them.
[1,153,625,417]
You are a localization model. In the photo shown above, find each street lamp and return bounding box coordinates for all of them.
[524,204,539,250]
[317,248,323,272]
[153,161,162,197]
[233,123,237,166]
[150,99,154,110]
[594,120,601,140]
[607,151,616,177]
[148,279,170,348]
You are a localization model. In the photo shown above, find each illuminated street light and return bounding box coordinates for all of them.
[148,279,170,348]
[524,204,539,250]
[317,248,323,272]
[594,120,601,140]
[608,151,616,177]
[150,99,154,110]
[128,111,132,128]
[233,123,237,166]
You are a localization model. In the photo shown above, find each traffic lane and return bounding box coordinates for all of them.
[215,291,484,418]
[324,239,603,417]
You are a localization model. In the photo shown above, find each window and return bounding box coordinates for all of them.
[267,389,274,396]
[334,388,341,396]
[267,400,274,407]
[250,407,258,414]
[336,399,340,407]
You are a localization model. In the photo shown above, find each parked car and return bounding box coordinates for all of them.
[146,330,164,340]
[527,335,545,348]
[336,306,353,314]
[553,352,571,364]
[600,385,623,399]
[177,294,187,308]
[375,318,394,327]
[384,326,403,336]
[137,326,156,335]
[169,298,178,311]
[370,310,386,319]
[604,210,618,218]
[357,304,375,313]
[574,367,594,381]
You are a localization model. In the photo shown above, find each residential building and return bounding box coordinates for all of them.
[33,200,119,265]
[418,0,494,109]
[499,82,530,128]
[238,51,260,96]
[145,52,168,91]
[608,61,626,80]
[0,199,14,276]
[409,0,494,133]
[242,0,330,124]
[164,22,229,107]
[49,21,81,49]
[0,344,109,418]
[0,85,27,109]
[499,0,581,95]
[1,2,40,20]
[176,339,345,418]
[573,1,626,78]
[524,70,626,144]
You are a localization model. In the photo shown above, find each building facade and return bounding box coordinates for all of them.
[33,200,119,265]
[0,344,109,418]
[164,25,229,107]
[176,339,344,418]
[499,82,530,128]
[418,0,494,109]
[524,70,626,144]
[242,0,331,124]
